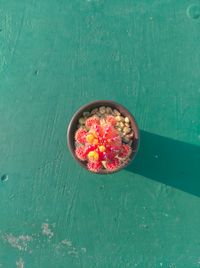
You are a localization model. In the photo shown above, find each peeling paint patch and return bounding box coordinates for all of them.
[3,233,32,251]
[16,258,24,268]
[68,248,78,257]
[55,239,79,257]
[41,223,54,239]
[61,239,72,247]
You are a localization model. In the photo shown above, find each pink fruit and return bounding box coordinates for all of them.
[75,128,87,144]
[85,116,100,128]
[118,144,132,158]
[75,146,87,161]
[74,111,133,173]
[87,161,102,173]
[106,158,120,171]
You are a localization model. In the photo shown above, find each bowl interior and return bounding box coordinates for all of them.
[67,100,140,174]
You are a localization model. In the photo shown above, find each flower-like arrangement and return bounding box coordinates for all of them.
[74,106,134,173]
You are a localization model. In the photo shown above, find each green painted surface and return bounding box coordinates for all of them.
[0,0,200,267]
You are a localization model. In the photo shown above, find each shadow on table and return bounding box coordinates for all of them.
[126,130,200,197]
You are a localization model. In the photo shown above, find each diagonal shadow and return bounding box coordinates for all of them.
[126,130,200,197]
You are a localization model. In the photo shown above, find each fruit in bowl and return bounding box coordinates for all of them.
[67,100,139,174]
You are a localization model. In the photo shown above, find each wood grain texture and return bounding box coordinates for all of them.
[0,0,200,267]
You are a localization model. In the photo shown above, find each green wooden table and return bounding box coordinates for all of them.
[1,1,200,267]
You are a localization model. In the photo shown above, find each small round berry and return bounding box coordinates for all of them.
[99,145,106,152]
[86,134,94,144]
[88,151,99,162]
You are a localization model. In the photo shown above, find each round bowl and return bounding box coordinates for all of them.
[67,100,140,174]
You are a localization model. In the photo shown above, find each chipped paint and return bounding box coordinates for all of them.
[3,234,32,251]
[16,258,24,268]
[41,223,54,239]
[81,247,87,253]
[55,238,80,257]
[61,239,72,247]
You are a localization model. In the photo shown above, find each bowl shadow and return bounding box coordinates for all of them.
[126,130,200,197]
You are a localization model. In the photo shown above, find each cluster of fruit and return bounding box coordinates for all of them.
[74,111,133,173]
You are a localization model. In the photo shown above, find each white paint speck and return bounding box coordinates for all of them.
[41,223,54,239]
[68,249,78,256]
[81,247,87,253]
[61,239,72,247]
[155,155,159,159]
[139,224,148,229]
[160,263,163,267]
[163,213,169,217]
[16,258,24,268]
[55,238,80,257]
[3,234,32,251]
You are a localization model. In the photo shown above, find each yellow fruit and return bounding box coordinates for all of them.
[99,145,106,152]
[90,130,98,138]
[88,151,99,161]
[93,139,99,145]
[86,134,94,144]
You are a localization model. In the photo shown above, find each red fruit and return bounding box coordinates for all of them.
[104,126,122,148]
[106,158,120,171]
[106,115,117,126]
[85,116,100,128]
[75,128,87,144]
[109,135,122,148]
[103,125,120,140]
[102,124,112,138]
[87,161,102,173]
[118,144,132,159]
[74,114,132,173]
[90,124,103,138]
[75,146,87,161]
